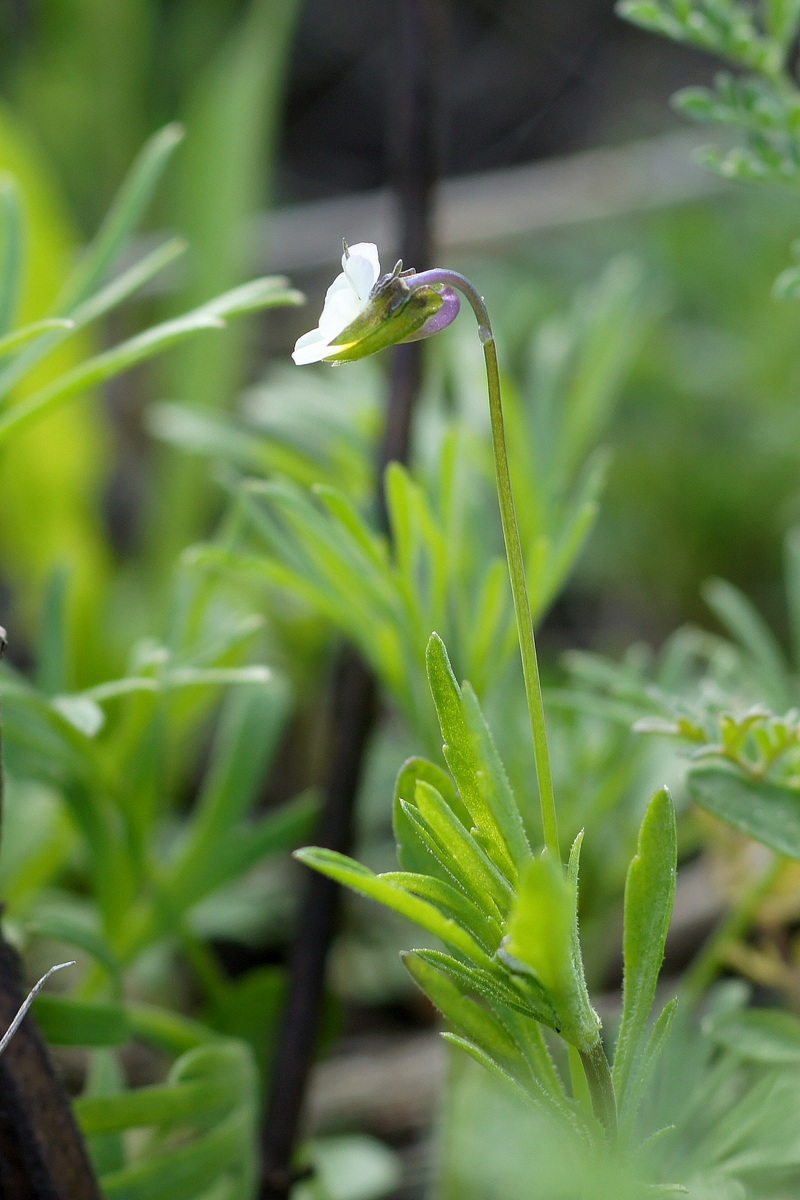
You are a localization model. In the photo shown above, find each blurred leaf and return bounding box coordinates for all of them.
[151,0,304,564]
[0,276,303,444]
[297,1136,401,1200]
[613,788,677,1102]
[33,995,131,1046]
[688,765,800,858]
[58,123,184,311]
[705,1007,800,1063]
[0,175,23,334]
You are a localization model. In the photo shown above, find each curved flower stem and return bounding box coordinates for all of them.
[413,269,561,860]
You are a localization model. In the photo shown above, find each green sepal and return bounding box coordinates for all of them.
[325,275,446,363]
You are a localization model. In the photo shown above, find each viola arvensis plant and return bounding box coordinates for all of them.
[292,241,678,1151]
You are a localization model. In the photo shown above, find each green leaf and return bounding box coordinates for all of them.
[441,1033,534,1108]
[411,947,557,1026]
[0,276,303,444]
[0,317,74,360]
[403,952,521,1073]
[393,756,472,880]
[294,848,494,968]
[619,999,677,1134]
[425,633,518,877]
[502,849,599,1049]
[705,1007,800,1063]
[33,995,131,1046]
[688,765,800,859]
[382,872,501,953]
[613,787,677,1101]
[702,577,791,709]
[765,0,800,47]
[76,1074,241,1135]
[411,780,513,914]
[168,791,318,915]
[58,123,185,312]
[0,175,23,335]
[298,1136,401,1200]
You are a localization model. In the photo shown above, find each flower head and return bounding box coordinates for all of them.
[292,241,460,365]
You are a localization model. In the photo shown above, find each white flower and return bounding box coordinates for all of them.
[292,242,382,365]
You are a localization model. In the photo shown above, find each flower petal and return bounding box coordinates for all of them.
[342,242,381,303]
[318,273,363,339]
[292,327,333,365]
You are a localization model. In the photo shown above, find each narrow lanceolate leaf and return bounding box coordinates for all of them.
[58,123,185,311]
[381,873,502,953]
[411,781,514,913]
[393,757,472,881]
[0,318,74,360]
[0,277,303,443]
[619,998,678,1133]
[411,948,558,1027]
[688,766,800,859]
[402,952,521,1074]
[33,996,131,1047]
[613,788,677,1101]
[425,633,516,878]
[75,1076,240,1134]
[0,177,23,336]
[502,850,599,1049]
[293,848,493,968]
[705,1007,800,1064]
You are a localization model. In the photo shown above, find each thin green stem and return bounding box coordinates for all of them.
[413,269,560,858]
[682,853,783,1004]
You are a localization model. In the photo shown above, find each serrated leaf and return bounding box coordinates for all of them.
[688,766,800,859]
[613,787,677,1101]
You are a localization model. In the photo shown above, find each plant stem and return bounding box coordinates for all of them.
[682,853,783,1004]
[579,1039,617,1139]
[412,269,560,859]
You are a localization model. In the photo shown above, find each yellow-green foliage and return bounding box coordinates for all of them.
[0,104,110,678]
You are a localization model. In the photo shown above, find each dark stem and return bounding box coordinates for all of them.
[260,3,448,1195]
[0,634,101,1198]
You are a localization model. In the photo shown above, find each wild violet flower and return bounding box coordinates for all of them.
[292,241,460,364]
[293,241,628,1131]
